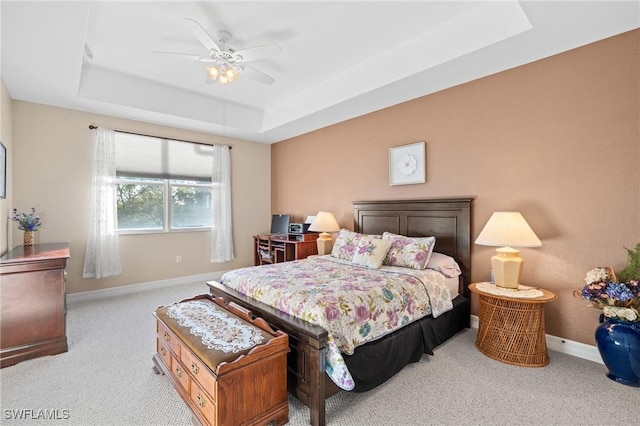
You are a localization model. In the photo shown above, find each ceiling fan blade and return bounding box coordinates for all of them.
[184,18,221,53]
[151,51,214,62]
[233,44,281,62]
[241,65,276,85]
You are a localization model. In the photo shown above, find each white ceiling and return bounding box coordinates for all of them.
[1,1,638,144]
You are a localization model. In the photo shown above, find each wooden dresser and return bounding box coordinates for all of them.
[153,294,289,426]
[0,243,70,368]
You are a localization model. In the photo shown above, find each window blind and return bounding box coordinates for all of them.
[115,132,214,182]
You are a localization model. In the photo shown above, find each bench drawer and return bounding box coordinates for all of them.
[157,321,180,356]
[190,379,217,424]
[170,353,189,392]
[180,345,217,403]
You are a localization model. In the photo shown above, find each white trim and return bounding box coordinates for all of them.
[470,314,603,365]
[67,271,228,305]
[470,314,479,329]
[545,334,603,364]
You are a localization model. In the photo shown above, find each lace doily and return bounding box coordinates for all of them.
[167,300,264,353]
[476,281,544,298]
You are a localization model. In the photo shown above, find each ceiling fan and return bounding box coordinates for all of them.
[153,18,281,85]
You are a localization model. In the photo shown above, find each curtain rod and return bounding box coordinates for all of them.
[88,125,231,149]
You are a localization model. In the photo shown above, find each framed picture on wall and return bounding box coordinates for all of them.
[0,141,6,199]
[389,141,426,186]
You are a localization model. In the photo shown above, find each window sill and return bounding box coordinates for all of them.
[118,228,211,236]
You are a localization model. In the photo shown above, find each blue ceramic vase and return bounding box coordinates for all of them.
[595,314,640,387]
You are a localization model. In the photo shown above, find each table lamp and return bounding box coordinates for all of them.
[308,211,340,255]
[474,211,542,289]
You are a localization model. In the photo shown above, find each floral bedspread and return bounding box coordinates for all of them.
[220,255,453,390]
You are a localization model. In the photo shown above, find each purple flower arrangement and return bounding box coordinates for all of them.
[576,267,640,322]
[11,207,42,232]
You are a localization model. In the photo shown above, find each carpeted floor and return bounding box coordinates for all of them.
[1,281,638,425]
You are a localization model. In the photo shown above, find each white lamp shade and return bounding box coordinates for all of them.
[474,212,542,248]
[475,211,541,289]
[309,211,340,256]
[308,212,340,233]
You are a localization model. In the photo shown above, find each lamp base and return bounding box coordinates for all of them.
[491,247,523,289]
[316,232,334,256]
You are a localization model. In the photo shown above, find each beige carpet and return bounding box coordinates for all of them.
[1,281,638,425]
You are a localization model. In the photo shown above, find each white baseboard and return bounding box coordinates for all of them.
[67,271,227,305]
[470,314,603,365]
[545,334,603,364]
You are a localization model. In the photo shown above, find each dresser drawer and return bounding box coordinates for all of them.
[180,347,217,403]
[190,380,217,424]
[157,321,181,356]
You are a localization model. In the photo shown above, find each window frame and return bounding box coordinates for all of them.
[116,176,213,235]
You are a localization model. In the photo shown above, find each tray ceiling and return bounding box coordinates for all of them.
[2,1,638,143]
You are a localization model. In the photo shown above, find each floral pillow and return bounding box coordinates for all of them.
[331,229,381,261]
[331,229,364,261]
[382,232,436,270]
[351,236,393,269]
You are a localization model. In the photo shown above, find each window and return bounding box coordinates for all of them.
[115,133,214,233]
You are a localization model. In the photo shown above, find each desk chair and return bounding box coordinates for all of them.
[256,235,275,265]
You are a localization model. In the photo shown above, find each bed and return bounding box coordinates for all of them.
[207,198,472,426]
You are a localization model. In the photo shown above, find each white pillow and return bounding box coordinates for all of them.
[426,252,462,278]
[352,236,393,269]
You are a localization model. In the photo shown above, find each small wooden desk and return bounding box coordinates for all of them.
[253,233,318,266]
[470,282,557,367]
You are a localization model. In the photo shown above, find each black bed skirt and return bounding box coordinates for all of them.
[342,294,470,392]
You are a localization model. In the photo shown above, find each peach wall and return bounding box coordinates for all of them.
[272,30,640,345]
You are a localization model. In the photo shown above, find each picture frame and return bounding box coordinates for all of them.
[389,141,426,186]
[0,141,6,199]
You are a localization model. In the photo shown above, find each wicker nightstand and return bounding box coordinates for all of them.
[470,282,557,367]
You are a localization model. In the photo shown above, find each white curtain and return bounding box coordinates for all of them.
[83,128,122,278]
[210,145,234,262]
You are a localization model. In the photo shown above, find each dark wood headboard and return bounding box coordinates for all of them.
[353,198,472,295]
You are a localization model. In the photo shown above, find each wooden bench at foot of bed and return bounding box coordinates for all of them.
[153,294,290,426]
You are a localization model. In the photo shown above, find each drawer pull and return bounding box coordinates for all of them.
[174,366,182,378]
[160,346,166,356]
[191,362,199,375]
[163,331,170,341]
[197,393,206,408]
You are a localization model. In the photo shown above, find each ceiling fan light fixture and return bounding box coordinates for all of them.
[156,19,279,86]
[226,68,238,82]
[205,64,239,84]
[206,66,220,79]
